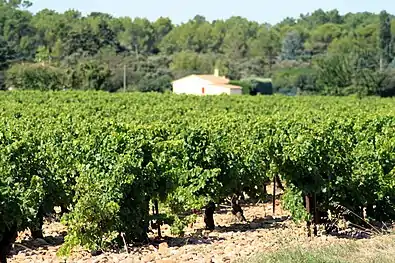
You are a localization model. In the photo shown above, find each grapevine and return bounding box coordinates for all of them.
[1,91,395,261]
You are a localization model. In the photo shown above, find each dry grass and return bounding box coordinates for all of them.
[241,233,395,263]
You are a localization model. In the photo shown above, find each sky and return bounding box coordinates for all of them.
[28,0,395,25]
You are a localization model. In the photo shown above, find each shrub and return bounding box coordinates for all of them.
[68,60,112,91]
[5,61,113,91]
[5,63,68,91]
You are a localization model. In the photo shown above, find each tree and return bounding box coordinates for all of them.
[280,31,304,60]
[61,24,100,59]
[0,5,394,96]
[137,74,172,92]
[378,10,393,71]
[152,17,173,53]
[118,17,155,54]
[220,16,258,58]
[305,23,342,54]
[0,0,32,8]
[377,68,395,97]
[249,25,280,72]
[169,51,216,78]
[34,45,50,63]
[0,36,16,69]
[314,53,353,95]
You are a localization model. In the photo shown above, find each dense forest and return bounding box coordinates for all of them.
[1,0,395,95]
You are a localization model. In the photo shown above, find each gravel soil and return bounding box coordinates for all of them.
[8,198,387,263]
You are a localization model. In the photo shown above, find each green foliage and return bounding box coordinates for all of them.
[34,46,51,63]
[0,37,16,70]
[2,91,395,258]
[5,63,67,90]
[229,80,252,94]
[5,61,112,91]
[282,187,310,223]
[378,10,393,69]
[3,2,395,258]
[272,67,315,94]
[243,234,395,263]
[242,78,274,95]
[169,214,197,237]
[378,69,395,97]
[0,3,395,94]
[313,49,382,96]
[231,78,274,95]
[0,126,46,238]
[136,74,172,93]
[280,31,304,60]
[68,60,112,90]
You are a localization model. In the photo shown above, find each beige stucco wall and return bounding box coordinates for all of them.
[229,88,242,95]
[172,76,210,95]
[172,76,241,95]
[204,85,230,95]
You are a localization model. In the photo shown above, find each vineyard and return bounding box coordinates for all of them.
[1,91,395,262]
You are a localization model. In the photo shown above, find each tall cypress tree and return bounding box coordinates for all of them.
[378,10,392,71]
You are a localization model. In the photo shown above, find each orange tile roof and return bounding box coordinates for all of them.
[172,74,230,84]
[196,75,229,84]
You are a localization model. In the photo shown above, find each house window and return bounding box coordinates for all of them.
[202,87,205,94]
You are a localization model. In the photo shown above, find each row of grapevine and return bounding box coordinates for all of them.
[1,91,395,261]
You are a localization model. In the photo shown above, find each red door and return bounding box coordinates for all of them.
[202,87,205,95]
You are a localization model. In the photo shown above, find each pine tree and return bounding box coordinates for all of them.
[378,10,392,71]
[280,31,303,60]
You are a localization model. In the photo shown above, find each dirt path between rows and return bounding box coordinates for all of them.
[8,199,381,263]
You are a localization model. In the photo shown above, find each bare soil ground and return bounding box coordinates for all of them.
[8,193,393,263]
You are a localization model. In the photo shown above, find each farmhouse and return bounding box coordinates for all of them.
[172,69,242,95]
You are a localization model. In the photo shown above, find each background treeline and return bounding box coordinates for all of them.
[1,0,395,95]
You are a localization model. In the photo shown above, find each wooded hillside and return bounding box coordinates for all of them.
[0,1,395,95]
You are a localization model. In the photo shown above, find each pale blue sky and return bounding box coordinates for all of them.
[29,0,394,25]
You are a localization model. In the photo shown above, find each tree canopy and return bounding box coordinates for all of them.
[0,4,395,95]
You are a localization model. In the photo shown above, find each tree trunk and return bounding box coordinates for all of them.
[275,175,284,191]
[231,195,247,222]
[154,200,161,238]
[273,176,276,215]
[313,193,318,237]
[204,201,215,230]
[263,184,267,196]
[0,225,17,263]
[60,205,69,215]
[380,56,384,71]
[305,195,311,237]
[31,206,44,239]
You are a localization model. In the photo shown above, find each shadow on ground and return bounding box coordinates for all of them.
[215,216,289,233]
[10,233,65,255]
[147,216,290,250]
[9,200,290,257]
[215,194,283,215]
[149,235,226,248]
